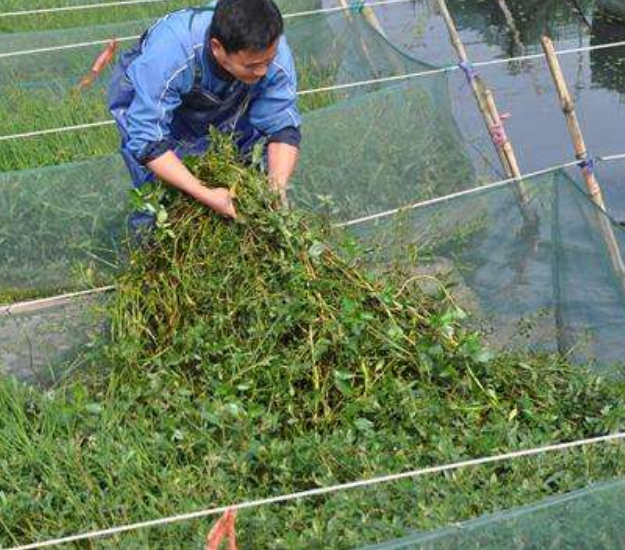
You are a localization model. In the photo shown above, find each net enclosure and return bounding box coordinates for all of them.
[1,3,625,548]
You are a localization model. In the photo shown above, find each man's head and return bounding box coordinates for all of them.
[209,0,284,84]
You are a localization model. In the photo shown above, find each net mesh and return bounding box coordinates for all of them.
[349,166,625,370]
[0,12,471,297]
[362,476,625,549]
[2,5,625,548]
[0,0,320,34]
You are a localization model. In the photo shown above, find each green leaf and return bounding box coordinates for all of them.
[308,241,325,259]
[354,418,374,432]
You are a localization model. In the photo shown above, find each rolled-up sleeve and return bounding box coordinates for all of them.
[125,26,195,164]
[249,39,301,146]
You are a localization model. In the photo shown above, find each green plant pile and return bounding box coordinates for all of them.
[2,139,625,548]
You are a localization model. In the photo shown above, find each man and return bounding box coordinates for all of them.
[108,0,301,222]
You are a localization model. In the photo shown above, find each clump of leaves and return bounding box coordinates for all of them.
[110,133,450,430]
[107,133,625,440]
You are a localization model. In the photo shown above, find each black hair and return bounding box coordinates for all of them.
[209,0,284,53]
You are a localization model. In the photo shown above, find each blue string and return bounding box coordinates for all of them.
[578,156,596,175]
[349,0,365,13]
[458,60,477,83]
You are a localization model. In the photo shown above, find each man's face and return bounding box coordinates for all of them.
[211,38,279,84]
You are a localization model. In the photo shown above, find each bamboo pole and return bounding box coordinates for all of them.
[337,0,387,36]
[336,0,406,74]
[435,0,537,226]
[541,36,604,207]
[541,35,625,283]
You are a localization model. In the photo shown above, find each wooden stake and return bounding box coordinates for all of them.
[337,0,386,37]
[435,0,536,226]
[336,0,407,75]
[541,36,604,208]
[541,35,625,283]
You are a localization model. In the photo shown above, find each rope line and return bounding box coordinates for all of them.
[10,431,625,549]
[0,8,623,60]
[338,152,625,228]
[0,0,181,18]
[4,152,625,313]
[2,38,625,142]
[0,286,114,316]
[0,35,139,59]
[0,120,116,142]
[0,0,412,18]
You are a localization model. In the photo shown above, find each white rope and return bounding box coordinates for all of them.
[338,152,625,228]
[0,0,412,19]
[0,35,140,59]
[336,159,583,228]
[0,0,179,18]
[2,37,625,142]
[10,431,625,549]
[7,152,624,312]
[0,286,114,316]
[0,0,414,60]
[597,152,625,163]
[0,120,116,142]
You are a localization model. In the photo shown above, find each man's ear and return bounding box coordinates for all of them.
[210,38,225,57]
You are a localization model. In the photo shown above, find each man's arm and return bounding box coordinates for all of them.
[147,151,236,218]
[267,141,299,205]
[122,23,235,218]
[248,37,301,201]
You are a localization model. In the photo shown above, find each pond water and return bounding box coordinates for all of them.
[368,0,625,219]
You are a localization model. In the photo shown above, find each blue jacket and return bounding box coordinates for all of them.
[108,8,301,184]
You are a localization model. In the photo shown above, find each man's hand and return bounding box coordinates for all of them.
[196,186,237,219]
[267,142,299,208]
[147,151,236,219]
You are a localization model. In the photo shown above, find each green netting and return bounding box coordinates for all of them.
[0,0,319,33]
[2,7,625,373]
[2,7,625,547]
[0,11,471,298]
[362,476,625,549]
[0,11,439,171]
[4,167,625,380]
[350,167,625,370]
[0,156,129,300]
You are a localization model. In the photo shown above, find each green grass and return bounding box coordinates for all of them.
[2,141,625,547]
